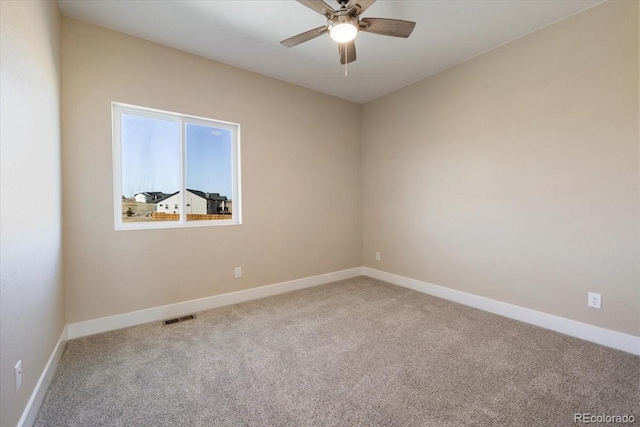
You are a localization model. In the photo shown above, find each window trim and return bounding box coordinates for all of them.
[112,102,242,231]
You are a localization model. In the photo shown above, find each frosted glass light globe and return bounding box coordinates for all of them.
[330,22,358,43]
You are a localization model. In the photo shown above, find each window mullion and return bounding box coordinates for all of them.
[180,118,187,225]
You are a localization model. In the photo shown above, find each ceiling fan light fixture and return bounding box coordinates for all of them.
[329,15,358,43]
[330,22,357,43]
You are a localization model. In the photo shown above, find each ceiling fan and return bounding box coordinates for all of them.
[281,0,416,65]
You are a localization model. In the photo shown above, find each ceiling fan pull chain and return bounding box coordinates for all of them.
[345,48,348,77]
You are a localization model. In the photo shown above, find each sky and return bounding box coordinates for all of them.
[121,114,233,199]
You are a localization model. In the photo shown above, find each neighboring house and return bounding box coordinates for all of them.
[154,191,180,214]
[134,191,165,203]
[154,189,231,214]
[186,189,230,214]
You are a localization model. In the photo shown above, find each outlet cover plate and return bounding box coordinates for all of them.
[588,292,601,309]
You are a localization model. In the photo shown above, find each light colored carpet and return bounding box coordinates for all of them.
[35,277,639,426]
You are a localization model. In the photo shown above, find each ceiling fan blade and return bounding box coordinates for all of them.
[360,18,416,38]
[297,0,335,17]
[281,26,328,48]
[346,0,376,15]
[338,41,356,64]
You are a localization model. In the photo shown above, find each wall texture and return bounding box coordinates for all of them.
[362,0,639,336]
[0,1,65,426]
[61,18,362,324]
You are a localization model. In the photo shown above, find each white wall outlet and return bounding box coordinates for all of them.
[588,292,601,309]
[234,267,242,279]
[375,252,381,261]
[15,360,22,392]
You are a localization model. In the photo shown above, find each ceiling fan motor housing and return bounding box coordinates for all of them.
[328,13,359,30]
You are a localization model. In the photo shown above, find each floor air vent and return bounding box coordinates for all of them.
[163,314,196,325]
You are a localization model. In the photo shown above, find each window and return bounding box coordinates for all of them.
[112,103,241,230]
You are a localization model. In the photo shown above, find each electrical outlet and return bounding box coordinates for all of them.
[588,292,601,309]
[234,267,242,279]
[375,252,381,261]
[15,360,22,392]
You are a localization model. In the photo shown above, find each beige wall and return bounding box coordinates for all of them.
[0,1,65,426]
[362,0,639,336]
[61,18,362,324]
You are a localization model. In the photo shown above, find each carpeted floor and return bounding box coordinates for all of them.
[35,277,639,426]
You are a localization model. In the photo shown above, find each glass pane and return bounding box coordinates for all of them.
[185,123,233,221]
[121,113,181,223]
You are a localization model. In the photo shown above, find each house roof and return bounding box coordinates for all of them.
[135,191,164,196]
[186,189,228,201]
[153,191,179,203]
[153,190,228,204]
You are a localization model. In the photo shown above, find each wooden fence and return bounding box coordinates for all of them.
[151,213,231,221]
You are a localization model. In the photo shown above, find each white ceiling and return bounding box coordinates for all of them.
[57,0,603,104]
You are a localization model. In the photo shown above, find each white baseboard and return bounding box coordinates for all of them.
[17,326,68,427]
[67,267,364,340]
[363,267,640,356]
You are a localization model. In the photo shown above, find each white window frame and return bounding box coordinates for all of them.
[112,102,242,230]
